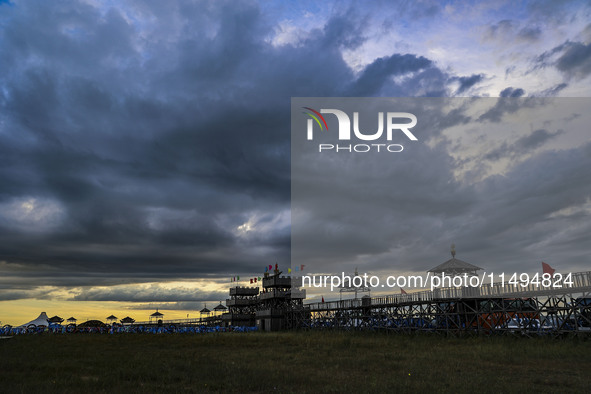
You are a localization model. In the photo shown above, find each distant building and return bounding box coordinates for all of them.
[149,310,164,324]
[222,267,307,331]
[256,269,306,331]
[223,286,259,327]
[200,305,211,316]
[213,302,227,314]
[48,315,64,324]
[120,316,135,324]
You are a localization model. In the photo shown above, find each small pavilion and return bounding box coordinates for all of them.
[213,302,227,315]
[428,244,483,277]
[120,316,135,324]
[149,310,164,323]
[48,316,64,324]
[200,304,211,317]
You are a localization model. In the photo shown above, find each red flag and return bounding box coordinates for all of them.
[254,277,257,283]
[275,263,278,271]
[542,262,555,276]
[321,296,325,303]
[269,264,272,271]
[250,278,253,284]
[301,264,305,271]
[401,288,407,295]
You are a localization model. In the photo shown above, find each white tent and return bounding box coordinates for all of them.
[18,312,50,328]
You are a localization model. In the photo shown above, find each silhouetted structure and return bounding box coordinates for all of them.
[213,302,227,314]
[428,244,482,277]
[149,310,164,324]
[48,316,64,324]
[339,267,371,300]
[256,268,306,331]
[222,286,259,327]
[200,304,211,317]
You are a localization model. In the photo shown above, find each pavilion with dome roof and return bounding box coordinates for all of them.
[149,310,164,324]
[428,244,483,277]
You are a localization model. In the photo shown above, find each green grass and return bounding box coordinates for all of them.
[1,331,590,393]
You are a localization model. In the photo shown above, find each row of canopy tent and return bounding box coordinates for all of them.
[17,312,77,328]
[17,312,135,327]
[17,303,228,327]
[105,315,137,324]
[147,303,227,322]
[199,302,228,315]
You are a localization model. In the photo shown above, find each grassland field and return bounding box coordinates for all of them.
[1,331,590,393]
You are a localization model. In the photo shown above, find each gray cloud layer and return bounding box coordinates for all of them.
[292,98,591,279]
[0,1,589,304]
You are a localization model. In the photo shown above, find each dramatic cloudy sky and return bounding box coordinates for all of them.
[0,0,590,324]
[292,97,590,279]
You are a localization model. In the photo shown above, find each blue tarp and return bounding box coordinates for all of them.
[0,324,258,335]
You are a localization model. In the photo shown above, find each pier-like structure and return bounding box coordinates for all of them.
[290,248,591,335]
[128,248,591,335]
[129,269,591,335]
[298,270,591,335]
[295,247,590,335]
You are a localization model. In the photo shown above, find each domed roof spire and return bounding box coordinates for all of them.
[428,243,482,276]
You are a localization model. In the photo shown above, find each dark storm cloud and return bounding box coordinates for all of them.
[347,54,433,96]
[526,0,590,24]
[534,37,591,80]
[0,0,295,292]
[484,20,541,43]
[322,9,367,50]
[555,42,591,78]
[464,141,591,271]
[291,98,478,271]
[483,128,563,161]
[484,19,514,41]
[69,285,226,303]
[513,128,563,151]
[500,87,525,97]
[477,97,538,123]
[0,0,475,301]
[292,98,591,277]
[539,83,568,96]
[452,74,485,95]
[517,26,542,42]
[0,288,54,302]
[1,1,586,306]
